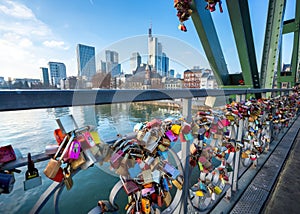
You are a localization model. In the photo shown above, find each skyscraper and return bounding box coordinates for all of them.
[48,62,66,86]
[76,44,96,80]
[130,52,142,73]
[148,26,169,77]
[40,67,50,86]
[105,50,121,77]
[162,53,169,77]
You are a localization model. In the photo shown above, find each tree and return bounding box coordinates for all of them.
[92,72,111,89]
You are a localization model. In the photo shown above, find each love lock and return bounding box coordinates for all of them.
[23,153,42,191]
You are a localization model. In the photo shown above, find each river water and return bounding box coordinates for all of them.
[0,103,182,213]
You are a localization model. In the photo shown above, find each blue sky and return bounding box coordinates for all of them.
[0,0,296,80]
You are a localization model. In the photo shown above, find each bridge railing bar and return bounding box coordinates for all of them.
[0,88,291,112]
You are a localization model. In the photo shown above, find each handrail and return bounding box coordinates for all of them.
[0,88,292,111]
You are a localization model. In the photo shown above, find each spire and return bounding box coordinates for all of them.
[148,22,152,38]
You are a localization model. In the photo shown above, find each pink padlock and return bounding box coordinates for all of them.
[68,140,81,159]
[80,132,96,150]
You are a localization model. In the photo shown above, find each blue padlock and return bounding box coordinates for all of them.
[0,172,15,194]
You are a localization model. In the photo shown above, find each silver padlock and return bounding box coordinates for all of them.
[81,149,96,170]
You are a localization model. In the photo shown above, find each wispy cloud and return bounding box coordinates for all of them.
[0,0,72,79]
[0,0,34,19]
[43,40,69,50]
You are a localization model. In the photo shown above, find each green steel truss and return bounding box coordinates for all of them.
[191,0,300,89]
[191,0,230,86]
[226,0,260,88]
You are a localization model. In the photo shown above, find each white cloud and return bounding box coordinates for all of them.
[0,0,34,19]
[0,0,71,79]
[43,40,69,50]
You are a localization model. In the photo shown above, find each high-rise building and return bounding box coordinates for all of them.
[169,69,175,78]
[100,60,107,73]
[162,53,169,77]
[148,27,169,77]
[40,67,50,86]
[48,62,67,86]
[105,50,121,77]
[76,44,96,80]
[130,52,142,73]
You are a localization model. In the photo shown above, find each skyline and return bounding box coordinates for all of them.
[0,0,296,80]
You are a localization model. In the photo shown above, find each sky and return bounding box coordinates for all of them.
[0,0,296,80]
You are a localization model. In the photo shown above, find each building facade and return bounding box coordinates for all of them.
[105,50,121,77]
[48,62,66,87]
[40,67,49,87]
[183,69,201,88]
[76,44,96,80]
[162,77,183,89]
[130,52,142,73]
[125,64,163,89]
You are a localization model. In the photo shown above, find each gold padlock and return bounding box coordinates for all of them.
[172,179,182,190]
[163,191,172,206]
[63,167,73,191]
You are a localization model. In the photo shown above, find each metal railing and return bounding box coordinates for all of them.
[0,88,295,213]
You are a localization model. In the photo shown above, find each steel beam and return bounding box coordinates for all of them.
[260,0,286,89]
[226,0,260,88]
[291,0,300,83]
[283,19,296,34]
[191,0,230,86]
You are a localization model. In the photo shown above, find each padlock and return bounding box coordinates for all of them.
[128,163,142,178]
[23,153,42,191]
[172,178,182,190]
[80,131,96,150]
[49,167,64,182]
[54,128,66,145]
[158,144,167,152]
[171,124,181,135]
[146,119,162,129]
[163,162,180,179]
[161,175,170,192]
[163,191,172,206]
[214,186,222,195]
[141,197,151,214]
[63,166,73,190]
[44,134,73,179]
[165,130,178,142]
[156,186,163,207]
[181,122,191,134]
[90,131,101,144]
[0,171,15,194]
[70,152,86,170]
[161,138,171,147]
[67,140,81,160]
[110,150,124,169]
[134,122,144,132]
[184,133,194,141]
[120,176,139,195]
[45,144,59,155]
[152,170,161,184]
[55,114,78,134]
[195,190,204,197]
[81,149,96,170]
[144,136,160,153]
[141,169,153,185]
[141,186,155,197]
[97,200,119,213]
[0,144,16,163]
